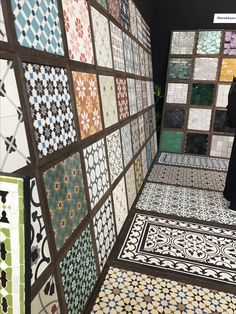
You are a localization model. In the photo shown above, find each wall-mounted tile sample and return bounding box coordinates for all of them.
[121,123,133,167]
[187,108,212,131]
[62,0,94,64]
[224,31,236,55]
[170,31,195,55]
[132,40,141,75]
[0,176,24,314]
[168,58,192,80]
[196,31,222,54]
[106,130,123,184]
[116,77,129,121]
[127,78,137,115]
[213,110,235,133]
[107,0,120,23]
[125,164,137,209]
[210,135,234,158]
[160,130,183,153]
[0,59,30,172]
[139,46,146,76]
[146,141,152,169]
[220,58,236,81]
[83,139,110,209]
[112,177,128,234]
[185,133,208,155]
[141,147,148,178]
[136,10,142,44]
[60,226,97,314]
[135,80,143,111]
[96,0,107,9]
[163,107,185,129]
[110,22,125,72]
[129,0,137,38]
[30,179,51,285]
[93,196,116,270]
[99,75,118,128]
[120,0,130,30]
[43,153,87,249]
[123,33,134,74]
[191,83,215,106]
[146,81,152,107]
[141,81,148,108]
[134,154,143,192]
[216,84,231,107]
[91,7,113,68]
[72,71,102,139]
[131,118,140,155]
[11,0,64,55]
[138,115,145,146]
[23,63,77,159]
[0,0,7,41]
[193,58,218,80]
[166,83,188,104]
[31,276,60,313]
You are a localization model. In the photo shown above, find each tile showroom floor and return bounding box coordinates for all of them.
[85,153,236,313]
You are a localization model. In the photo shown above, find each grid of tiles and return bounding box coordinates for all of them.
[0,1,156,313]
[160,29,236,157]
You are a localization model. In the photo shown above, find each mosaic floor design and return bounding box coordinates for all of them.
[148,164,226,191]
[118,213,236,286]
[158,152,229,171]
[91,267,236,314]
[136,182,236,226]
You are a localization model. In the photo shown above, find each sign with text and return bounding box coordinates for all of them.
[214,14,236,24]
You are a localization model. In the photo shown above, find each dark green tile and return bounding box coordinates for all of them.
[191,83,215,106]
[159,130,183,153]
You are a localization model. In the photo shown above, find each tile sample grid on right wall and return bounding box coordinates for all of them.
[160,30,236,157]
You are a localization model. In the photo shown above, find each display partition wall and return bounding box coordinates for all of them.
[160,29,236,157]
[0,0,157,313]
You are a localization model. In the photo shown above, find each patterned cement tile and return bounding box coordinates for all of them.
[158,152,229,171]
[136,182,236,226]
[148,164,226,191]
[92,267,236,314]
[118,213,236,286]
[0,0,7,41]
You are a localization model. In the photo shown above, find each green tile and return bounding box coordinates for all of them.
[168,58,192,80]
[159,130,183,153]
[191,83,215,106]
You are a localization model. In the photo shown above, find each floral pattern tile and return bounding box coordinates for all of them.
[92,267,236,314]
[166,83,188,104]
[110,22,125,72]
[131,118,140,155]
[216,84,231,107]
[30,178,51,285]
[93,196,116,270]
[121,123,133,167]
[112,177,128,234]
[106,130,123,184]
[31,276,60,313]
[43,153,87,249]
[60,226,97,314]
[170,31,195,55]
[107,0,120,23]
[196,31,222,54]
[134,154,143,192]
[210,135,234,158]
[129,0,137,38]
[224,31,236,55]
[116,77,129,121]
[99,75,118,128]
[11,0,64,55]
[132,40,141,75]
[62,0,94,64]
[23,63,77,159]
[72,71,102,139]
[127,78,137,115]
[83,138,110,209]
[125,164,137,209]
[0,59,30,172]
[135,80,143,112]
[187,108,212,131]
[91,7,113,68]
[193,58,219,81]
[120,0,130,30]
[123,33,134,74]
[0,0,7,41]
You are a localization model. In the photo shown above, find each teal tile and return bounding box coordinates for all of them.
[191,83,215,106]
[159,130,183,153]
[168,58,192,80]
[197,31,222,55]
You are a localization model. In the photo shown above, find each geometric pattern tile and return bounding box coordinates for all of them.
[166,83,188,104]
[121,123,133,167]
[141,147,148,178]
[141,81,148,108]
[118,212,236,286]
[0,59,30,172]
[72,71,103,139]
[220,58,236,82]
[30,178,51,285]
[60,226,98,314]
[193,58,218,81]
[187,108,212,131]
[224,31,236,56]
[31,276,60,313]
[131,118,140,155]
[136,182,236,226]
[110,22,125,72]
[43,153,87,250]
[23,63,77,158]
[129,0,137,38]
[62,0,94,64]
[170,31,195,55]
[125,164,137,209]
[115,77,129,121]
[83,138,110,209]
[134,154,143,193]
[158,152,229,171]
[0,1,7,41]
[196,31,222,55]
[159,130,183,153]
[168,58,192,80]
[92,267,236,314]
[148,164,226,191]
[146,142,152,169]
[210,135,234,158]
[132,40,141,76]
[123,33,134,74]
[127,78,137,115]
[138,115,145,146]
[91,7,113,68]
[120,0,130,31]
[139,46,146,77]
[185,133,209,155]
[93,196,116,271]
[106,130,123,184]
[216,84,231,107]
[107,0,120,23]
[11,0,64,55]
[135,80,143,112]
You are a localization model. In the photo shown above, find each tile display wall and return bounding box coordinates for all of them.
[160,29,236,157]
[0,0,156,313]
